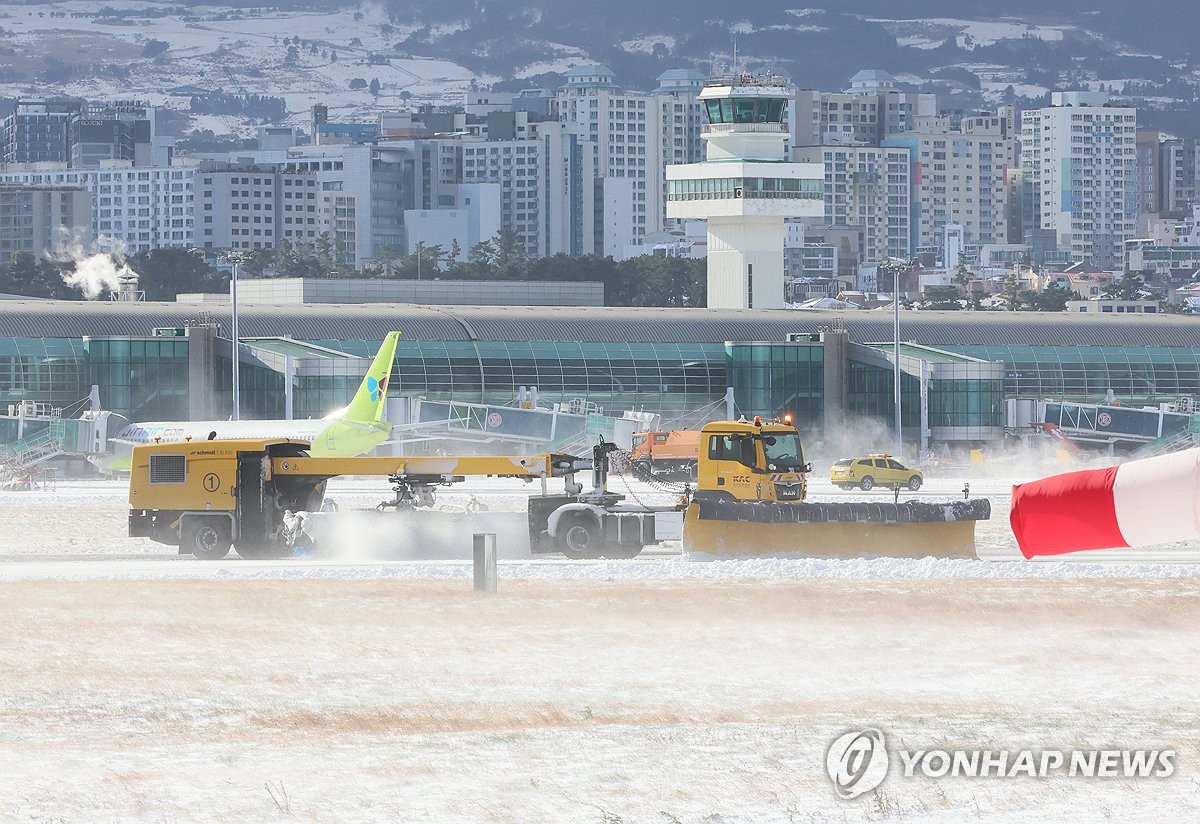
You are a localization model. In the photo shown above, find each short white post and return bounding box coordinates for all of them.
[473,533,497,593]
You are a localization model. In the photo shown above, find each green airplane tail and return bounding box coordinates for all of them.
[339,331,401,424]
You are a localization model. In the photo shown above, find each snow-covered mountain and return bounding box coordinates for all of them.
[2,1,1198,138]
[0,1,483,135]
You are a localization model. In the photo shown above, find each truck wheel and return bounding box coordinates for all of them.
[635,459,652,479]
[182,518,231,560]
[858,476,875,491]
[907,476,922,492]
[557,513,602,559]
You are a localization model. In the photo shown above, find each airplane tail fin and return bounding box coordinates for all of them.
[338,331,401,424]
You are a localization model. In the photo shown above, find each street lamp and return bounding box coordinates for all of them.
[882,258,908,456]
[219,250,246,421]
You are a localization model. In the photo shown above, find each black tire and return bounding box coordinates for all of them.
[635,459,653,479]
[907,476,922,492]
[182,518,231,560]
[557,512,602,559]
[858,475,875,491]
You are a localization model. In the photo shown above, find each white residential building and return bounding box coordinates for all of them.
[1021,93,1138,270]
[793,144,913,263]
[404,182,502,262]
[194,165,324,252]
[792,70,938,148]
[555,65,706,256]
[275,141,457,267]
[0,161,194,252]
[460,120,597,257]
[886,114,1017,255]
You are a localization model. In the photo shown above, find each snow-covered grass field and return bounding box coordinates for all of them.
[2,473,1200,820]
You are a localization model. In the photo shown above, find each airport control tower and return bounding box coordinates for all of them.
[666,74,824,309]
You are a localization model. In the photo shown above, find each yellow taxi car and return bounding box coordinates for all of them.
[830,454,922,491]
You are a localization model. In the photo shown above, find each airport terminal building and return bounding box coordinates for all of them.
[6,298,1200,455]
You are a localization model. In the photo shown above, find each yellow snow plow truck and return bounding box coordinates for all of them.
[683,418,986,558]
[126,418,989,561]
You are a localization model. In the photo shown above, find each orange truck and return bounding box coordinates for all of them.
[629,430,702,478]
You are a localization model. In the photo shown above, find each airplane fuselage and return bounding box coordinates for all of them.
[107,417,391,467]
[116,420,327,446]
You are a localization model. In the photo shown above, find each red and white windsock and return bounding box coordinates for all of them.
[1011,448,1200,558]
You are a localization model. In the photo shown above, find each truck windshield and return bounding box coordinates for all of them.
[763,433,805,470]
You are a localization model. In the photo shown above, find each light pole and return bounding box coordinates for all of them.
[231,256,240,421]
[884,258,904,456]
[894,275,901,454]
[220,251,246,421]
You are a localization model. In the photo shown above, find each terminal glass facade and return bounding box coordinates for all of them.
[0,338,85,411]
[945,345,1200,405]
[928,378,1006,430]
[725,343,824,434]
[214,357,371,422]
[847,360,920,428]
[292,370,365,421]
[213,356,284,421]
[84,337,188,421]
[8,335,1200,443]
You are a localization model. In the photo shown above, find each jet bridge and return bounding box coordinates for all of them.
[1009,398,1192,452]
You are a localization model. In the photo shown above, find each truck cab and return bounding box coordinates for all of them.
[695,418,810,502]
[630,429,702,478]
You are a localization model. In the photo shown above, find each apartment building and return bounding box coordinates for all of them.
[792,70,938,148]
[0,184,91,259]
[0,164,194,252]
[193,164,323,252]
[1021,92,1138,270]
[886,114,1017,255]
[460,120,596,257]
[1,99,79,165]
[554,65,705,254]
[794,143,913,263]
[1160,138,1198,216]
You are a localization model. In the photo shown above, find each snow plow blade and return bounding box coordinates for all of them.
[682,498,991,559]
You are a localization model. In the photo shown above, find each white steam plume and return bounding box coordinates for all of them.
[51,232,139,300]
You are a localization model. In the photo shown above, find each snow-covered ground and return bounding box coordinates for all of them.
[1,471,1199,820]
[0,0,494,129]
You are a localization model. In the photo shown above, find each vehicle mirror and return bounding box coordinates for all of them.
[803,462,813,473]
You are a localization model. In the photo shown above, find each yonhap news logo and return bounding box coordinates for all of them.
[826,729,889,799]
[826,728,1175,799]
